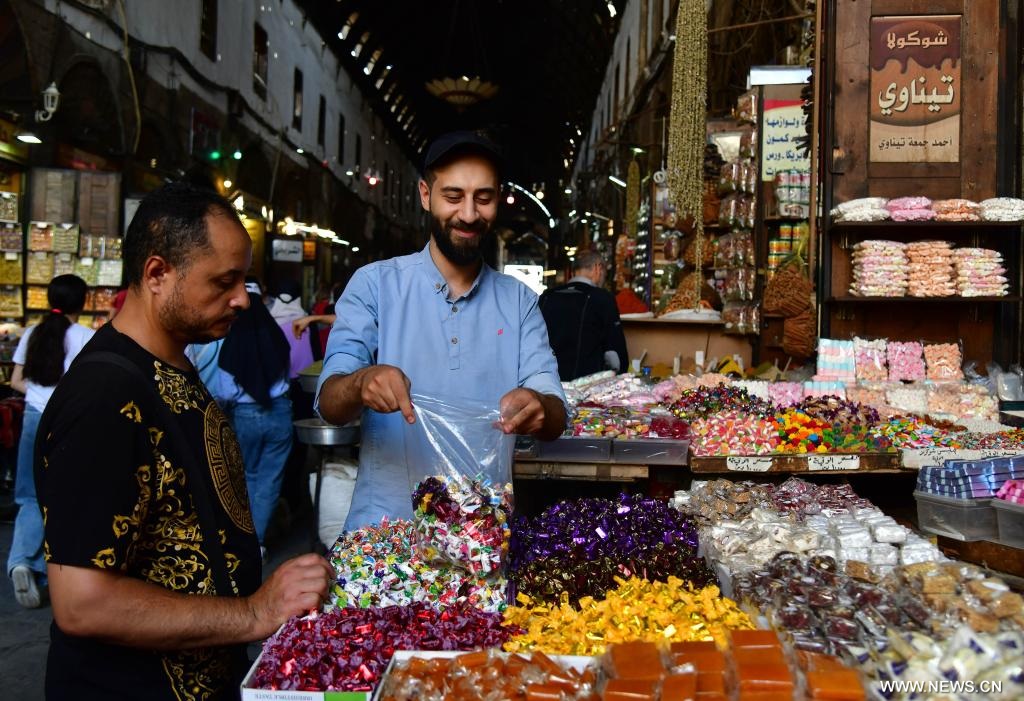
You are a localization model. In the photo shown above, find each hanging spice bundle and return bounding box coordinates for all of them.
[667,0,709,308]
[626,159,640,238]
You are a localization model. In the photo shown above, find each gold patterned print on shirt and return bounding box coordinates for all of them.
[152,359,253,534]
[203,401,254,534]
[161,647,230,701]
[153,361,206,414]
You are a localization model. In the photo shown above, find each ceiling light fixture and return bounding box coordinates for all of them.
[425,0,499,109]
[608,175,627,187]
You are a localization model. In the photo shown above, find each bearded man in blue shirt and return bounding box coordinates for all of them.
[316,131,568,529]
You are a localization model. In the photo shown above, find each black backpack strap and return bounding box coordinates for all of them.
[76,351,238,597]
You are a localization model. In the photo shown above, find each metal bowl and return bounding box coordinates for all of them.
[293,418,360,446]
[297,373,320,394]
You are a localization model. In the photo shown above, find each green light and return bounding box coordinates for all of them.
[232,150,242,160]
[209,149,221,160]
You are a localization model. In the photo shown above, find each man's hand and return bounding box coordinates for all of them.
[246,554,334,640]
[499,388,568,440]
[357,364,415,423]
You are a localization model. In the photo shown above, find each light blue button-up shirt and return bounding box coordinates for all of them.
[316,242,566,529]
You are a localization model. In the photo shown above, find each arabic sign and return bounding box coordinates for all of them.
[761,100,810,180]
[807,455,860,472]
[726,456,773,472]
[870,15,961,163]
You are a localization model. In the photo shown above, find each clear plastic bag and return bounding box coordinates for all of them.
[405,393,514,576]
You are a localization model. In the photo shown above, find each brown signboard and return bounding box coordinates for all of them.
[869,15,961,163]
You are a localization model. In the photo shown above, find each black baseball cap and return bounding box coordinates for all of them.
[422,130,503,176]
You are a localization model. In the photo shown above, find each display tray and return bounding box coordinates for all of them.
[369,650,596,701]
[992,498,1024,548]
[613,438,690,465]
[240,647,370,700]
[529,436,613,462]
[690,452,901,474]
[914,490,999,542]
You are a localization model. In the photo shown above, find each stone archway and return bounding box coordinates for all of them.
[53,59,125,157]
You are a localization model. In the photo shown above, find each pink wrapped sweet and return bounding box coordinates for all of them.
[886,341,925,382]
[768,382,804,408]
[885,196,933,212]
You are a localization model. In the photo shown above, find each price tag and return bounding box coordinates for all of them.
[80,256,94,266]
[979,449,1024,459]
[726,456,773,472]
[808,454,860,472]
[3,252,17,261]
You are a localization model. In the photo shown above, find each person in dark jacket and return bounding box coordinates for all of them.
[539,250,629,381]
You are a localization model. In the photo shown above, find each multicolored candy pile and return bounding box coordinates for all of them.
[412,475,511,576]
[669,385,774,421]
[690,410,780,456]
[327,519,507,612]
[509,494,714,605]
[251,604,518,692]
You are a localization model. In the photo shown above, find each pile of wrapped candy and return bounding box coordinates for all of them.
[668,385,774,421]
[327,519,508,612]
[832,195,1024,222]
[932,198,982,222]
[503,577,752,656]
[251,604,517,692]
[980,197,1024,221]
[733,556,1024,700]
[509,493,714,605]
[916,456,1024,499]
[690,410,780,456]
[830,197,890,222]
[886,196,935,222]
[849,240,908,297]
[412,475,511,577]
[955,247,1008,297]
[905,240,956,296]
[996,478,1024,504]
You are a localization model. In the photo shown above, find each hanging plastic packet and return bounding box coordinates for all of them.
[405,393,515,576]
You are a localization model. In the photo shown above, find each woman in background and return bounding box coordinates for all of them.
[7,275,93,608]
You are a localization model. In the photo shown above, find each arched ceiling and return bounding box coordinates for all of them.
[295,0,625,206]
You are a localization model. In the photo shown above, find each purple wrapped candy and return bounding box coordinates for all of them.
[509,493,713,605]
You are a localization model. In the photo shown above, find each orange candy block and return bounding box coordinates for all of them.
[603,678,659,701]
[798,652,847,672]
[526,683,568,700]
[806,669,866,700]
[661,672,698,701]
[733,647,786,667]
[735,663,795,693]
[608,641,666,681]
[737,692,796,701]
[730,630,782,649]
[672,649,727,674]
[696,673,726,694]
[670,641,719,656]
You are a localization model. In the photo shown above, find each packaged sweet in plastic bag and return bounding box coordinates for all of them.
[405,393,514,576]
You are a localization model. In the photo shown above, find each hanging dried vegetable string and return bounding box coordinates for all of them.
[667,0,708,308]
[626,159,640,238]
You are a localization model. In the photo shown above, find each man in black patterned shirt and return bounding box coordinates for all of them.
[36,182,333,700]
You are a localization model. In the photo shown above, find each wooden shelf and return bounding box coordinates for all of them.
[621,316,725,326]
[829,296,1020,303]
[830,220,1023,229]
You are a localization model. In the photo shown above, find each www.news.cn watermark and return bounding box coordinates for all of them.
[877,679,1004,695]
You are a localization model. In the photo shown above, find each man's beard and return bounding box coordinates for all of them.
[430,213,488,266]
[159,280,233,344]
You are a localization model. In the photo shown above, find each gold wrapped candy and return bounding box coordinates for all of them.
[503,576,753,656]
